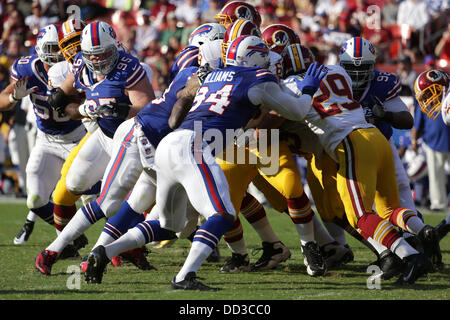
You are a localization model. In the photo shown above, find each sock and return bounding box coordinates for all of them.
[102,201,145,242]
[104,226,147,260]
[241,193,279,243]
[357,212,401,249]
[53,204,77,232]
[390,237,419,259]
[26,211,37,222]
[390,208,425,234]
[175,214,233,282]
[313,216,337,246]
[225,237,247,255]
[31,202,54,225]
[287,195,315,245]
[367,237,389,255]
[223,216,244,243]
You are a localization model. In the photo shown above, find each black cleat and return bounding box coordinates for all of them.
[435,219,450,241]
[320,241,354,269]
[13,220,34,245]
[396,253,432,285]
[206,245,221,262]
[417,225,443,271]
[73,233,89,250]
[251,241,291,271]
[171,272,221,291]
[85,245,110,284]
[59,244,81,260]
[377,250,404,280]
[220,253,250,273]
[302,241,327,276]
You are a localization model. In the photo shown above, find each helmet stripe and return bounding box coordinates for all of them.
[231,19,246,41]
[227,35,246,61]
[91,21,100,46]
[354,37,361,58]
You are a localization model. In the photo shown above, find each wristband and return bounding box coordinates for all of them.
[9,93,19,104]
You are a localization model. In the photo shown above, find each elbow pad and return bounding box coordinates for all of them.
[48,88,69,113]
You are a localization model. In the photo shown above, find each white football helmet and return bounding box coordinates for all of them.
[35,24,64,66]
[188,23,226,48]
[339,37,376,93]
[225,35,270,68]
[80,21,119,75]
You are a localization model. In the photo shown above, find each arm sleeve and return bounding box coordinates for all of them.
[248,81,312,121]
[383,96,409,113]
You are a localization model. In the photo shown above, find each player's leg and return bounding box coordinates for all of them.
[335,128,432,284]
[35,131,111,275]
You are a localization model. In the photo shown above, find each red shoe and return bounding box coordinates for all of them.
[111,256,123,267]
[120,246,156,270]
[35,250,58,275]
[80,256,88,272]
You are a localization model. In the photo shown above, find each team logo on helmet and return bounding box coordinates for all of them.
[368,42,375,55]
[339,43,347,55]
[426,70,443,82]
[272,30,289,47]
[235,5,251,20]
[246,42,269,58]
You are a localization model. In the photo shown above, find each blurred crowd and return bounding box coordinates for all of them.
[0,0,448,208]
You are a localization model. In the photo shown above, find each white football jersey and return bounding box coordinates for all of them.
[48,60,72,89]
[442,87,450,126]
[281,65,374,161]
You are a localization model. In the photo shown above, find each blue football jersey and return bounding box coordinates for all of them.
[169,45,199,83]
[179,66,278,150]
[73,50,147,138]
[10,55,82,135]
[136,66,197,147]
[357,70,401,140]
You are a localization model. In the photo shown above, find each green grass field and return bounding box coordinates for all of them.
[1,201,449,301]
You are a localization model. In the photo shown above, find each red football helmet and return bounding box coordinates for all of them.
[281,44,315,78]
[58,19,87,64]
[414,69,449,119]
[262,24,301,55]
[221,19,261,62]
[214,1,261,29]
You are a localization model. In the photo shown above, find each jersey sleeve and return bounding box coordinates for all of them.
[249,68,278,88]
[442,90,450,126]
[384,74,402,101]
[9,57,28,81]
[125,58,147,89]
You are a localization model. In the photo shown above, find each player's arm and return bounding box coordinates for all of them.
[125,76,155,118]
[375,95,414,129]
[0,77,38,111]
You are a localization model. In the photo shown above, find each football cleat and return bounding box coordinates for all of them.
[377,250,405,280]
[320,241,354,269]
[13,220,34,245]
[73,233,89,250]
[220,253,250,273]
[171,272,221,291]
[85,245,110,284]
[59,244,81,260]
[417,225,443,271]
[206,245,221,263]
[111,255,123,267]
[119,246,156,270]
[35,250,58,275]
[396,253,432,285]
[251,241,291,271]
[80,256,88,272]
[302,241,327,277]
[435,219,450,241]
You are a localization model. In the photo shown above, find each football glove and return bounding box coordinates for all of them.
[295,62,328,97]
[78,102,100,119]
[96,102,130,119]
[10,77,38,102]
[48,87,69,113]
[197,63,213,83]
[370,95,393,122]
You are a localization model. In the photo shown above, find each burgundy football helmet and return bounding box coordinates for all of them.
[262,24,301,55]
[414,69,449,119]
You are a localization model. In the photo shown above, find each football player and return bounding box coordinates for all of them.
[214,1,262,29]
[414,70,450,244]
[281,42,434,284]
[86,35,326,290]
[35,21,154,275]
[340,37,442,271]
[169,22,225,82]
[0,24,86,246]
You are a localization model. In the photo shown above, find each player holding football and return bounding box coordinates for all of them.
[0,24,87,247]
[34,21,154,275]
[414,69,450,245]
